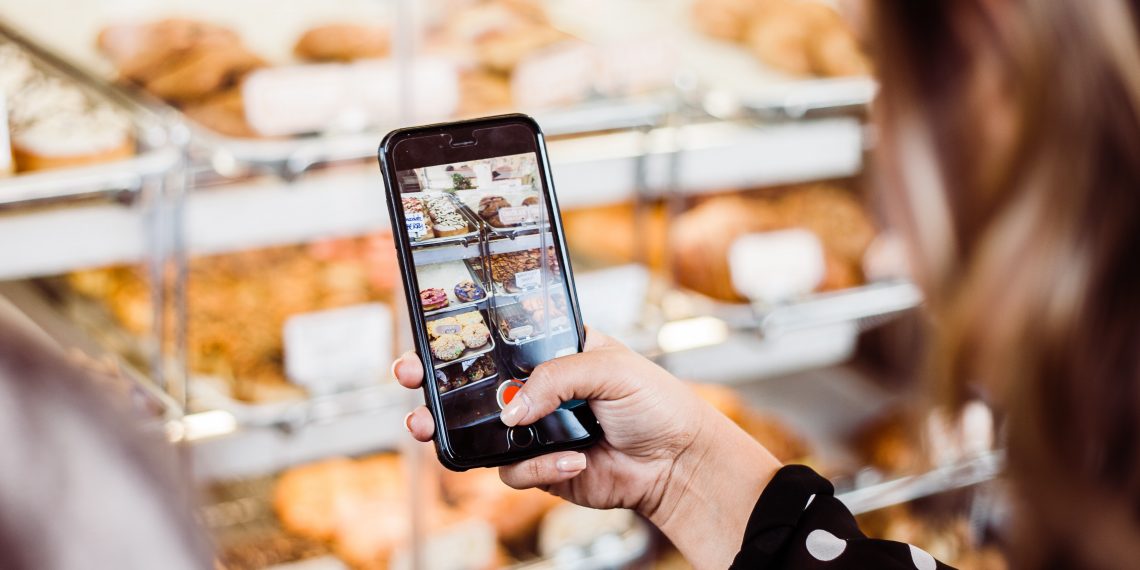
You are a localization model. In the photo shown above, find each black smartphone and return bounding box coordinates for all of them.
[378,114,603,471]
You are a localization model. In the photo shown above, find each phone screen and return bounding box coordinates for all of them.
[388,123,586,458]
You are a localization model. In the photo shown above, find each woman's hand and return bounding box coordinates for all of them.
[393,329,781,569]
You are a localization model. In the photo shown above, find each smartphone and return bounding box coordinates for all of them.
[378,114,603,471]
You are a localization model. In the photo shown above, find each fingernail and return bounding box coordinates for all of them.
[391,358,404,380]
[403,411,415,433]
[500,393,531,426]
[556,453,587,473]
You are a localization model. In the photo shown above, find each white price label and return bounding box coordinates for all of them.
[514,269,543,290]
[284,303,392,394]
[508,325,535,340]
[405,212,428,238]
[497,205,542,225]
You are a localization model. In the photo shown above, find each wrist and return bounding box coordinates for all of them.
[648,405,781,569]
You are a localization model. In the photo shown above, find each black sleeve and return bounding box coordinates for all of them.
[730,465,956,570]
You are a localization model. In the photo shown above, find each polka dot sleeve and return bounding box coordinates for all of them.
[730,465,954,570]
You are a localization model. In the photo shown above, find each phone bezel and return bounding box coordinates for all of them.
[378,114,602,471]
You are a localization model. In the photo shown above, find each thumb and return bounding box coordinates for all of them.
[500,328,629,427]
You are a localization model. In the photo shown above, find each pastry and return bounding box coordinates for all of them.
[98,19,242,83]
[428,317,460,339]
[498,313,534,340]
[453,280,485,303]
[294,23,390,62]
[692,0,758,41]
[431,334,466,361]
[521,195,539,206]
[402,196,434,240]
[181,87,260,138]
[420,288,449,311]
[489,248,558,292]
[459,322,490,349]
[454,311,485,326]
[463,355,497,382]
[144,45,265,103]
[478,195,511,227]
[424,196,469,237]
[6,75,135,172]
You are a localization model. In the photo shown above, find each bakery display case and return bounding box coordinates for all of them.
[0,1,1015,568]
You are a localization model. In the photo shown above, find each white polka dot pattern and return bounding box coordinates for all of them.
[909,544,936,570]
[805,529,846,562]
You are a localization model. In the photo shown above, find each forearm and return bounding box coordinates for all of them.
[648,406,782,569]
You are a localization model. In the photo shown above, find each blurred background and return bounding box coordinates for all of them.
[0,0,1005,568]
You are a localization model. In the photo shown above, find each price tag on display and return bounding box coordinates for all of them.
[433,321,461,335]
[497,206,529,225]
[284,303,392,394]
[405,212,428,239]
[508,325,535,340]
[514,269,542,290]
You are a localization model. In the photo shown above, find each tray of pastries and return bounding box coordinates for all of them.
[481,248,563,296]
[493,292,572,345]
[62,231,399,407]
[416,259,489,317]
[0,23,173,206]
[206,451,653,570]
[17,0,674,173]
[403,192,480,248]
[455,189,546,234]
[669,183,879,304]
[434,353,499,395]
[425,309,495,366]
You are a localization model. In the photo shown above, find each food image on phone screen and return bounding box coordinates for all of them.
[380,117,601,469]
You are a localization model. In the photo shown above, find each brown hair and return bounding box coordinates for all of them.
[869,1,1140,567]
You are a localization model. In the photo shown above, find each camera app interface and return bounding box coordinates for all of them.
[395,151,579,432]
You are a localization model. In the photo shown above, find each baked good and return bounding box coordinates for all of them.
[498,312,533,340]
[181,88,259,138]
[463,355,497,382]
[99,19,242,83]
[431,334,466,361]
[402,196,434,241]
[521,195,539,206]
[478,195,511,227]
[144,45,265,102]
[454,311,485,326]
[459,322,490,349]
[490,249,558,292]
[294,24,390,62]
[671,185,874,301]
[425,196,469,237]
[420,288,449,311]
[453,280,485,303]
[441,467,563,544]
[428,316,460,339]
[692,0,759,41]
[745,1,819,76]
[0,45,136,172]
[777,184,876,263]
